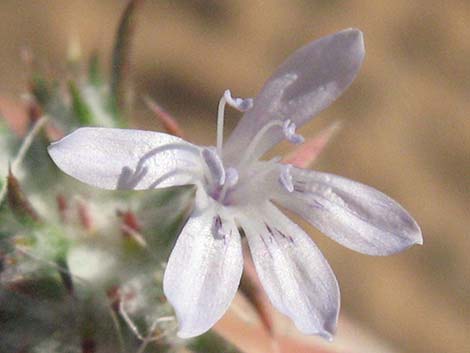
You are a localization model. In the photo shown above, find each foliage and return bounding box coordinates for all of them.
[0,1,239,352]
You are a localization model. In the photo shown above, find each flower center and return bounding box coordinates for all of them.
[201,146,239,205]
[199,89,306,205]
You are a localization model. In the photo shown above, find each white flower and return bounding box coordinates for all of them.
[48,29,422,339]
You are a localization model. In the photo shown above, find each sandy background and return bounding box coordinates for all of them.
[0,1,468,353]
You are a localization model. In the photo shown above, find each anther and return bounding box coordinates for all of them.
[225,167,239,188]
[224,90,254,112]
[282,119,304,144]
[279,164,295,192]
[202,147,226,186]
[212,215,226,239]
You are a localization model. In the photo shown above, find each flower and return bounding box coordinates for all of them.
[48,28,422,339]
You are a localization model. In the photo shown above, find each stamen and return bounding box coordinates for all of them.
[224,90,254,112]
[239,119,305,167]
[147,168,198,189]
[239,120,284,166]
[282,119,304,144]
[117,165,149,189]
[136,143,199,171]
[279,164,294,192]
[217,89,254,154]
[217,92,227,154]
[122,143,198,189]
[202,147,225,186]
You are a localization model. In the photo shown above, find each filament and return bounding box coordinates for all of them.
[147,167,200,189]
[238,120,285,167]
[216,91,228,155]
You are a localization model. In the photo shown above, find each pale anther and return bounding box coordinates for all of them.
[223,89,254,112]
[282,119,305,144]
[202,147,225,186]
[225,167,239,188]
[279,164,295,192]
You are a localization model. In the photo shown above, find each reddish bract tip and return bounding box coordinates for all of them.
[144,96,186,139]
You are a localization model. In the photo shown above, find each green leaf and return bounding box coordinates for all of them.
[190,331,242,353]
[33,224,71,264]
[88,51,102,87]
[68,80,94,125]
[0,277,72,352]
[31,74,51,106]
[6,170,41,225]
[5,275,67,301]
[20,130,61,192]
[110,0,144,125]
[138,185,195,255]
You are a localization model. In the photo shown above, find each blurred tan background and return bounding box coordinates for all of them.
[0,1,468,353]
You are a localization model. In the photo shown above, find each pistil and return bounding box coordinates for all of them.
[216,90,253,156]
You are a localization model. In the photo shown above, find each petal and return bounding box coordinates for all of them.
[236,202,339,339]
[273,168,423,256]
[163,204,243,338]
[48,127,202,190]
[224,28,365,163]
